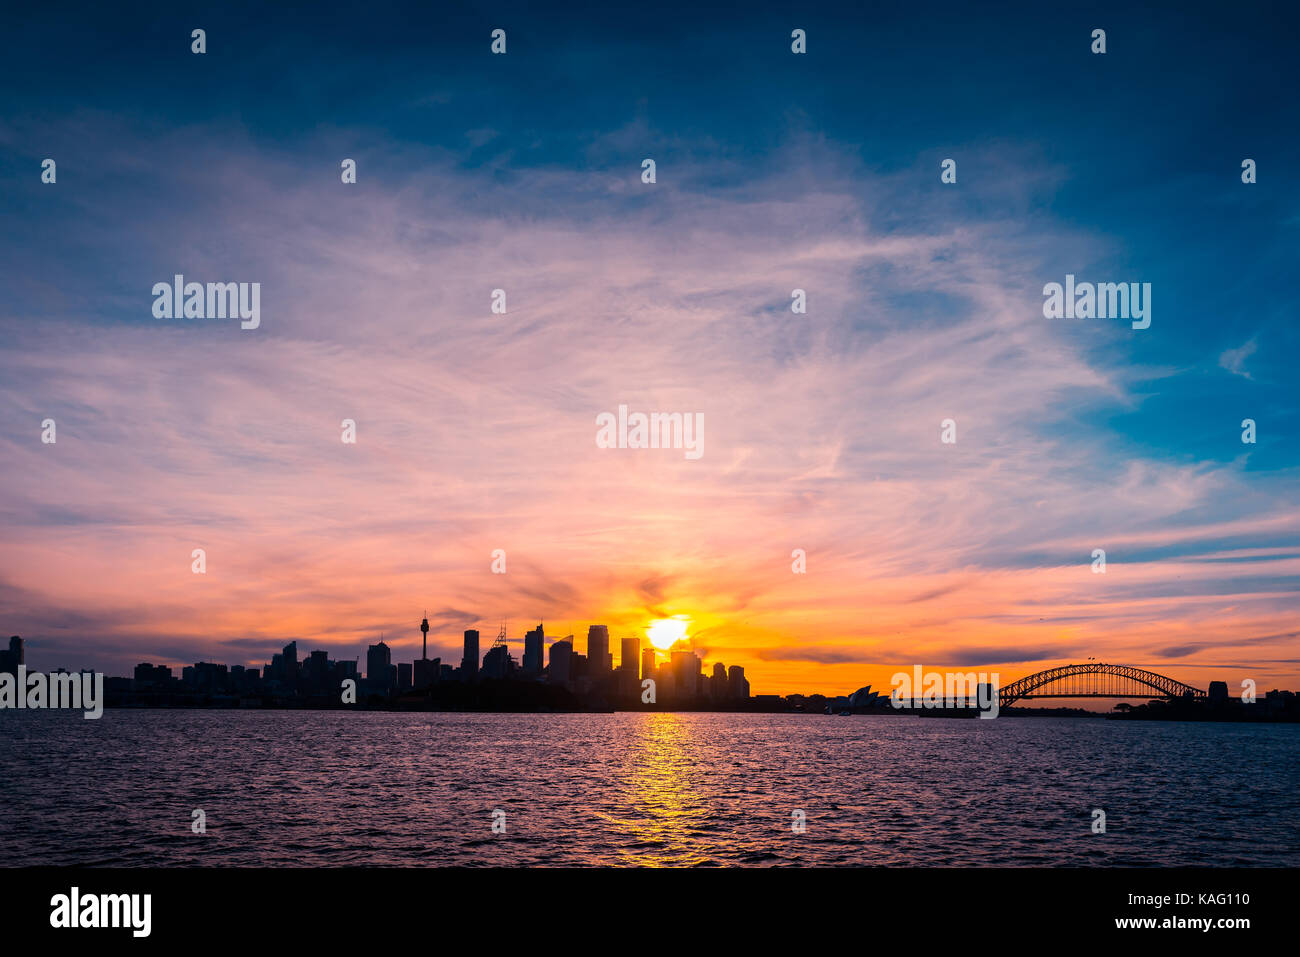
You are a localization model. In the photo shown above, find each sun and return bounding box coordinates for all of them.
[646,616,690,651]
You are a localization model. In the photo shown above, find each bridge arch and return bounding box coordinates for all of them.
[999,663,1204,707]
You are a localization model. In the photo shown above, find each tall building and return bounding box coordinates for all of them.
[414,657,440,689]
[727,665,749,700]
[398,662,412,691]
[671,650,701,699]
[282,641,299,682]
[587,625,610,677]
[618,636,642,697]
[523,623,545,676]
[305,650,330,692]
[0,636,24,676]
[549,639,573,685]
[482,644,514,680]
[620,637,640,678]
[133,662,170,687]
[711,662,727,698]
[462,629,480,680]
[367,641,392,690]
[641,647,656,682]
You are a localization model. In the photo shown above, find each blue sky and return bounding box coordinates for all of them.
[5,0,1295,468]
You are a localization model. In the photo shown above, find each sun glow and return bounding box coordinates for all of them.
[646,616,689,651]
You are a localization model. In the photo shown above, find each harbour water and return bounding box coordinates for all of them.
[2,710,1296,866]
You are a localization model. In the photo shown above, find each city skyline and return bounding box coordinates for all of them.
[3,618,755,696]
[10,626,1298,722]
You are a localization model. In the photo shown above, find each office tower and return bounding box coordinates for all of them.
[549,639,573,685]
[671,650,701,700]
[656,663,675,700]
[523,623,545,676]
[0,636,23,675]
[587,625,610,677]
[618,636,641,697]
[305,650,329,692]
[711,662,727,699]
[133,662,169,688]
[621,637,640,678]
[482,644,513,680]
[728,665,749,699]
[367,641,392,689]
[462,629,480,680]
[414,657,440,689]
[398,662,412,691]
[641,647,656,682]
[282,641,299,681]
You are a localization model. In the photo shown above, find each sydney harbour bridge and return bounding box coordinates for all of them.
[998,662,1204,707]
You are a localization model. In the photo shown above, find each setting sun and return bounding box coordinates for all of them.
[646,616,690,651]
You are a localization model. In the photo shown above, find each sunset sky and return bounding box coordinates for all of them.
[1,2,1297,698]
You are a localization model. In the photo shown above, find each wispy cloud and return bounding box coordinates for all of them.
[1219,337,1258,379]
[0,115,1296,695]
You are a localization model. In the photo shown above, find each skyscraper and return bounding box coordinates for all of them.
[306,650,330,692]
[413,656,440,689]
[671,650,701,699]
[712,662,727,698]
[641,647,656,682]
[728,665,749,699]
[282,641,299,682]
[523,623,545,676]
[0,636,23,676]
[367,641,392,690]
[587,625,610,677]
[621,636,640,679]
[549,638,573,685]
[462,629,480,680]
[481,643,514,679]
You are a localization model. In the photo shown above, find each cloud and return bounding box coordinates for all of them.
[0,115,1296,695]
[1218,337,1258,379]
[753,645,867,665]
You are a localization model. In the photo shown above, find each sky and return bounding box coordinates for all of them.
[1,1,1297,699]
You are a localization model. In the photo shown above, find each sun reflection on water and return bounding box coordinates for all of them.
[607,713,719,866]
